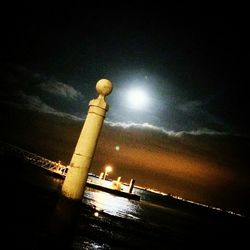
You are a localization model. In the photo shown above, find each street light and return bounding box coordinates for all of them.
[104,165,112,180]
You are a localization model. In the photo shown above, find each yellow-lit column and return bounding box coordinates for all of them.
[61,79,112,200]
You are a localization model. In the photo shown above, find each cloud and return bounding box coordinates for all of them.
[0,64,82,101]
[0,64,85,119]
[175,99,227,130]
[175,128,228,136]
[19,92,57,114]
[105,121,228,137]
[39,80,83,100]
[17,92,82,121]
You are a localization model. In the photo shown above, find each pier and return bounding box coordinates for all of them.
[1,142,140,201]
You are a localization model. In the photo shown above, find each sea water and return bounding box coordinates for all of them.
[2,154,249,249]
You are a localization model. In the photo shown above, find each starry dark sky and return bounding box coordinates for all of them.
[1,5,250,214]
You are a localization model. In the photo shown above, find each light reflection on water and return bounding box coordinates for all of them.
[83,188,142,220]
[73,239,111,250]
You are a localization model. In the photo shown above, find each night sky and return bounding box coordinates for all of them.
[1,5,249,215]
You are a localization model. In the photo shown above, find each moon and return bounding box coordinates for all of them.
[126,88,150,110]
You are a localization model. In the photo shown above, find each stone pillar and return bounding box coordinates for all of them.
[61,79,112,200]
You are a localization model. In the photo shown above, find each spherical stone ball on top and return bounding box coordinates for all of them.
[96,79,113,97]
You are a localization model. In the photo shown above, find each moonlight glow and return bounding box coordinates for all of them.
[126,88,150,110]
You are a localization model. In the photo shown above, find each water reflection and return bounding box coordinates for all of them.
[83,188,142,220]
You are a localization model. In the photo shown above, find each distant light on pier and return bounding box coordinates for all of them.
[104,165,112,180]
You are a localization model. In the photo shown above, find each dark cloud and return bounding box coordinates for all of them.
[0,64,85,118]
[15,91,82,121]
[39,80,83,100]
[18,92,57,113]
